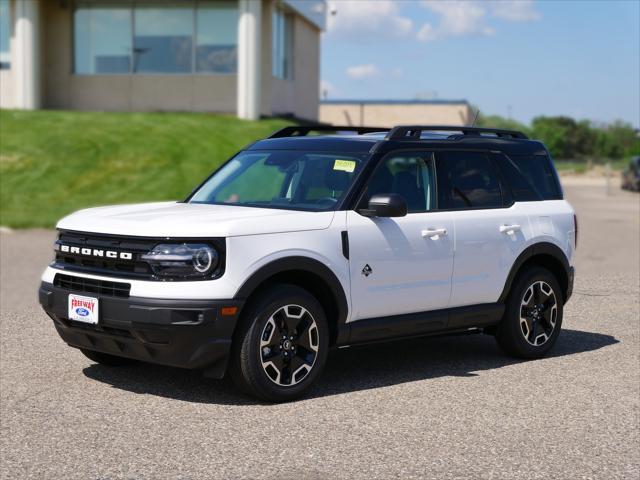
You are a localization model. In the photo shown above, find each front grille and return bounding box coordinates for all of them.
[52,230,226,281]
[53,230,156,279]
[54,273,131,298]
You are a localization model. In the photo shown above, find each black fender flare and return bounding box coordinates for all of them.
[498,242,571,303]
[234,255,349,328]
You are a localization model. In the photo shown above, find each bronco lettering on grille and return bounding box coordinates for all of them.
[59,244,133,261]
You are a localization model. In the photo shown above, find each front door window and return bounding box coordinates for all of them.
[363,152,436,213]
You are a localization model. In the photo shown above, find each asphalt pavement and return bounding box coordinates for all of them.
[1,178,638,479]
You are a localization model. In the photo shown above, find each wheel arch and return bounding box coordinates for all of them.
[234,256,349,346]
[498,243,571,303]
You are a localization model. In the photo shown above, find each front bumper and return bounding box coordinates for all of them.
[39,282,243,378]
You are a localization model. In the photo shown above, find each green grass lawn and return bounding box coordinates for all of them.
[1,110,628,228]
[0,110,291,228]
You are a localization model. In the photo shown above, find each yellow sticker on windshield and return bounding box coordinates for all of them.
[334,159,356,173]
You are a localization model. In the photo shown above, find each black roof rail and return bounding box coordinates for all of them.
[385,125,528,140]
[268,125,389,138]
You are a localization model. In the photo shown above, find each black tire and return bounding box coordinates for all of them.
[229,284,329,402]
[80,348,137,366]
[496,266,563,359]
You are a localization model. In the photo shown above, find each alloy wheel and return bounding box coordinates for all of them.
[259,304,319,386]
[519,281,558,346]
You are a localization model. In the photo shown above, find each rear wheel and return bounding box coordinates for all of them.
[229,284,329,402]
[80,349,137,366]
[496,267,563,358]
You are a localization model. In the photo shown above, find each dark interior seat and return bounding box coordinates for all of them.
[392,171,425,212]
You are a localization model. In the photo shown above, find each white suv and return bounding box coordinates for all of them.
[39,125,576,402]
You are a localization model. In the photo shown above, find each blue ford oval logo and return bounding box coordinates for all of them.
[76,308,90,317]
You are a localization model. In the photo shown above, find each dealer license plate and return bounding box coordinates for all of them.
[68,294,99,324]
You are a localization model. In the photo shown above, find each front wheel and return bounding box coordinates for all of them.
[229,284,329,402]
[496,267,563,359]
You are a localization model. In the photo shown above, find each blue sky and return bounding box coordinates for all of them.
[321,0,640,127]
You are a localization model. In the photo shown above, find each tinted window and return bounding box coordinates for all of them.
[509,155,562,200]
[438,151,503,209]
[74,7,132,74]
[73,1,239,75]
[365,152,436,213]
[493,154,541,202]
[0,0,10,69]
[196,1,238,73]
[272,7,293,79]
[134,6,193,73]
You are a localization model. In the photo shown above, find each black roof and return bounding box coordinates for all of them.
[251,136,380,153]
[247,125,548,156]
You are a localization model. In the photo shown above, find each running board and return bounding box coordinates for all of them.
[340,303,504,346]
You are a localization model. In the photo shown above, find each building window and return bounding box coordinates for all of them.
[196,1,238,73]
[74,6,132,74]
[0,0,10,70]
[133,5,193,73]
[73,1,238,75]
[272,7,292,80]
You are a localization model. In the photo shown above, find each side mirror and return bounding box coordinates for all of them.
[359,193,407,218]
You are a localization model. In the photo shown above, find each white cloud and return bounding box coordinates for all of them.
[488,0,541,22]
[418,0,540,42]
[346,64,379,80]
[416,23,437,42]
[418,1,494,42]
[326,0,413,40]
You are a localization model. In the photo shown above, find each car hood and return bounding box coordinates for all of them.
[56,202,336,238]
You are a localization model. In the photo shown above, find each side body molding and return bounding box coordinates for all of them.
[498,242,572,303]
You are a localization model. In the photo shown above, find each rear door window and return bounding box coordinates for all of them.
[436,151,503,210]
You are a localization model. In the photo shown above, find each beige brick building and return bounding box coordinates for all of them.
[0,0,326,120]
[320,100,473,128]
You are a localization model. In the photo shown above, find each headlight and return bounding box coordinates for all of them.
[141,243,219,279]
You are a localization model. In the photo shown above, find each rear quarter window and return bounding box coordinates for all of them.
[507,154,563,200]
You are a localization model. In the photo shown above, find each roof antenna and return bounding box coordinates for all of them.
[470,108,480,127]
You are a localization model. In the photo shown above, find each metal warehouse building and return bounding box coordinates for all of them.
[320,99,473,128]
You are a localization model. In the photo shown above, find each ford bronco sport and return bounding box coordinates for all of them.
[39,125,576,402]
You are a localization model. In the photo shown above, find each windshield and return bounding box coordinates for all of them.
[189,150,368,211]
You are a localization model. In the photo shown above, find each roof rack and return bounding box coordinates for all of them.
[385,125,528,140]
[268,125,389,138]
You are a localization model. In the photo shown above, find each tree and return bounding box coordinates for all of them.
[603,121,640,158]
[475,109,639,161]
[531,116,574,159]
[475,112,530,135]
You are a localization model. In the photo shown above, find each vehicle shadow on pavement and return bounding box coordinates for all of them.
[82,328,618,405]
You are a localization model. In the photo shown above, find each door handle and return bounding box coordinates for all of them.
[422,228,447,239]
[500,224,521,235]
